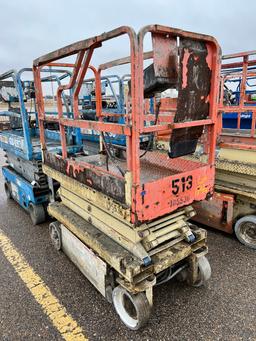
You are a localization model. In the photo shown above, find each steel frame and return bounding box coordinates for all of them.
[0,68,72,160]
[218,51,256,149]
[33,25,220,224]
[193,50,256,239]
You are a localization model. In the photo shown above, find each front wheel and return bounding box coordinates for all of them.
[29,203,46,225]
[112,286,151,330]
[234,215,256,250]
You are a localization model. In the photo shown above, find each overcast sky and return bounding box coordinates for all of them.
[0,0,254,73]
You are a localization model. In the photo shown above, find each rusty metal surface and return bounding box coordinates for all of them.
[193,50,256,235]
[143,34,178,97]
[99,51,153,71]
[44,151,126,203]
[43,163,131,221]
[169,38,212,158]
[33,26,136,67]
[193,192,234,233]
[33,25,220,224]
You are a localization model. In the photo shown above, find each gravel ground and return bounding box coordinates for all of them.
[0,150,255,341]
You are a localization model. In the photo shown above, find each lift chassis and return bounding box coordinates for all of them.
[193,50,256,249]
[34,25,220,329]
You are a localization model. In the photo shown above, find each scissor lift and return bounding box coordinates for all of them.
[80,73,151,151]
[0,68,76,224]
[33,25,220,329]
[193,51,256,249]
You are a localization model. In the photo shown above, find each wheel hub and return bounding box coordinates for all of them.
[241,222,256,244]
[123,294,137,320]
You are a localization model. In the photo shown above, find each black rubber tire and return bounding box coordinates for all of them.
[112,286,151,330]
[4,182,12,200]
[49,222,62,251]
[29,203,46,225]
[234,215,256,250]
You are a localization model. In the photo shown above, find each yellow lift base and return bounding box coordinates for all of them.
[193,146,256,249]
[45,165,211,330]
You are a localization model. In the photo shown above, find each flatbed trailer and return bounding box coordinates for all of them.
[193,50,256,249]
[33,25,220,329]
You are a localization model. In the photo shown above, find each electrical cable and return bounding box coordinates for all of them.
[101,132,125,176]
[139,99,161,158]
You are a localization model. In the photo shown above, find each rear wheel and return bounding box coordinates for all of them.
[176,256,211,287]
[192,256,211,287]
[49,222,62,251]
[4,182,12,200]
[234,215,256,250]
[29,203,46,225]
[112,286,151,330]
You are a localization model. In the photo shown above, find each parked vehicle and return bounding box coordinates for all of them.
[0,68,77,224]
[193,51,256,249]
[33,25,220,329]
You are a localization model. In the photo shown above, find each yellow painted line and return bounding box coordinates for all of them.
[0,229,88,341]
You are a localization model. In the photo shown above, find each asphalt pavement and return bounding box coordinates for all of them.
[0,150,255,341]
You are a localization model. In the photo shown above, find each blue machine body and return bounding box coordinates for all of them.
[0,68,81,160]
[2,166,49,209]
[222,111,254,129]
[222,75,256,129]
[0,68,80,218]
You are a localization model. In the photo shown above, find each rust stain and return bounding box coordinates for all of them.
[169,38,212,158]
[181,48,190,89]
[44,151,126,204]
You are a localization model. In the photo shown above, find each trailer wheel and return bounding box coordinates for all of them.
[4,182,12,200]
[112,286,151,330]
[49,222,61,251]
[193,256,211,287]
[29,203,46,225]
[234,215,256,249]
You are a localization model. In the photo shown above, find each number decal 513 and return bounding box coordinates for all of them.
[171,175,193,195]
